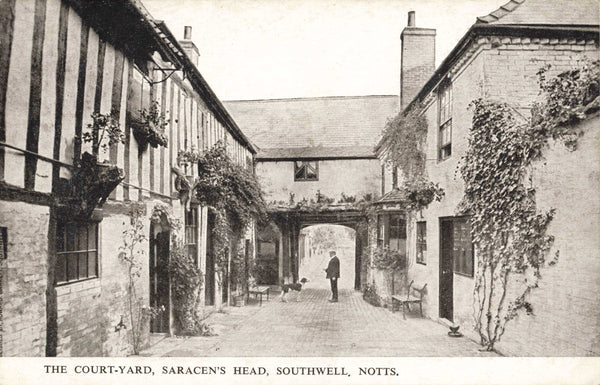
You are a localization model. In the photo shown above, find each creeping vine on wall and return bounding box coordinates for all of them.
[379,103,444,211]
[192,142,268,277]
[380,104,428,180]
[119,206,164,354]
[460,60,599,352]
[168,236,209,335]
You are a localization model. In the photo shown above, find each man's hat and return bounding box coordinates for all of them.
[330,251,336,256]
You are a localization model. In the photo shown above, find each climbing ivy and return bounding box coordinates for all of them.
[460,99,556,351]
[168,236,209,335]
[460,60,599,352]
[192,142,268,273]
[380,103,428,180]
[379,103,445,211]
[531,59,599,151]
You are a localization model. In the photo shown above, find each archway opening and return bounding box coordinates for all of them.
[298,224,356,290]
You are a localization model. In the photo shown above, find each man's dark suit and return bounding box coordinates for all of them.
[326,255,340,301]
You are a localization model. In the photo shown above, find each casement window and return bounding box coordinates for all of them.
[185,207,198,264]
[56,221,98,284]
[416,221,427,265]
[294,161,318,181]
[453,218,474,277]
[376,213,407,253]
[438,84,452,161]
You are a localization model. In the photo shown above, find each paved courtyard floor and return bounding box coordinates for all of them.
[140,288,498,357]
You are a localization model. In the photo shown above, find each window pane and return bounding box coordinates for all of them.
[294,162,305,180]
[78,225,88,252]
[88,224,97,251]
[78,252,88,280]
[88,251,97,277]
[66,224,77,252]
[67,253,78,281]
[56,222,65,252]
[305,166,317,180]
[56,255,66,283]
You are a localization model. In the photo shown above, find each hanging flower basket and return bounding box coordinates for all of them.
[132,101,169,150]
[68,151,125,218]
[60,112,125,219]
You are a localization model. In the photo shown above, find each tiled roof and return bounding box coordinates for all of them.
[257,146,376,160]
[476,0,599,25]
[223,95,399,159]
[374,188,409,204]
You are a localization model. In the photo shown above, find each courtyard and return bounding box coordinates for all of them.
[140,288,498,357]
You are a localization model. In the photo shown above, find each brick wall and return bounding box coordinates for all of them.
[401,38,600,356]
[0,201,49,356]
[55,279,105,356]
[496,116,600,356]
[54,201,165,356]
[400,28,435,110]
[482,37,598,109]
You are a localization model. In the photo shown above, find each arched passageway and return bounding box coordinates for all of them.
[298,224,355,290]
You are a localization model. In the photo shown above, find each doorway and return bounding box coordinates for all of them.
[149,227,170,333]
[205,212,215,306]
[439,219,454,321]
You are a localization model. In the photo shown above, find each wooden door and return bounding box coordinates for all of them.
[150,230,170,333]
[205,212,215,306]
[439,219,454,321]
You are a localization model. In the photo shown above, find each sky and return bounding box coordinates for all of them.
[142,0,507,101]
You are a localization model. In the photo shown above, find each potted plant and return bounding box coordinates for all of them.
[67,112,126,218]
[132,101,169,150]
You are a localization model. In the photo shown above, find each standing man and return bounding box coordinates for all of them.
[325,251,340,302]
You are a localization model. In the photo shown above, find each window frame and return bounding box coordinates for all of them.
[416,221,427,265]
[294,160,319,181]
[438,83,453,161]
[376,212,407,254]
[185,206,199,265]
[128,64,154,129]
[453,217,474,277]
[55,220,99,285]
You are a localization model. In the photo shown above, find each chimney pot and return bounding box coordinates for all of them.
[407,11,415,27]
[184,26,192,40]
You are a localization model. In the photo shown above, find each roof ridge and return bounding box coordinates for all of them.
[224,95,398,103]
[476,0,525,24]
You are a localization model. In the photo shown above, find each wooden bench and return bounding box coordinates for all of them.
[391,280,427,320]
[248,286,270,306]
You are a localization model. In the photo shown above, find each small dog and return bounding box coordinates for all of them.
[280,278,309,302]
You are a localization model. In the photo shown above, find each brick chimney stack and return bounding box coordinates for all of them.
[179,25,200,67]
[400,11,436,110]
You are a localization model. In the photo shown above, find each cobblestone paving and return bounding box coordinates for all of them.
[140,288,498,357]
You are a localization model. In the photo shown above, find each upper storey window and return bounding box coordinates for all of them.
[438,84,452,161]
[294,161,318,181]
